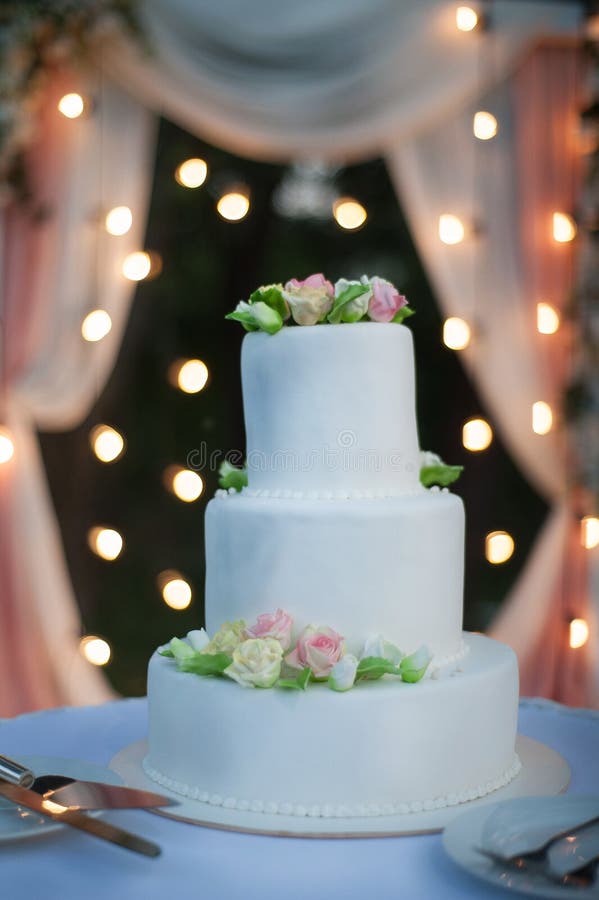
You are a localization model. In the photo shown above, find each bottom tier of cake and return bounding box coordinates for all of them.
[144,633,520,819]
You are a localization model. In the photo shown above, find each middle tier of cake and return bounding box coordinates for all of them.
[205,489,464,660]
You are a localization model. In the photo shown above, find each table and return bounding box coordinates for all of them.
[1,698,598,900]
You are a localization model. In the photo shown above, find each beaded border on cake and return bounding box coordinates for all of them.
[141,753,521,819]
[214,485,444,501]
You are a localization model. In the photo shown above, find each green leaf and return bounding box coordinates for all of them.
[158,648,174,658]
[226,301,283,335]
[327,284,370,324]
[399,646,431,683]
[277,667,312,691]
[178,652,233,677]
[355,656,401,681]
[249,286,288,321]
[225,310,259,332]
[420,464,464,488]
[169,637,196,660]
[391,305,415,324]
[218,460,248,492]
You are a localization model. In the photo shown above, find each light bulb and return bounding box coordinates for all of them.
[462,417,493,452]
[122,251,151,281]
[166,467,204,503]
[88,527,123,561]
[332,198,367,230]
[486,531,515,564]
[81,310,112,342]
[90,425,125,463]
[217,192,250,221]
[58,93,85,119]
[532,401,553,435]
[473,111,498,140]
[443,317,471,350]
[158,571,193,610]
[552,212,576,243]
[0,428,15,464]
[80,636,111,666]
[175,158,208,188]
[569,618,589,649]
[581,516,599,550]
[439,214,465,244]
[169,359,209,394]
[456,6,479,31]
[105,206,132,236]
[536,302,560,334]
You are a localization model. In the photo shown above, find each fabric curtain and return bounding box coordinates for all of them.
[387,44,593,704]
[1,0,586,714]
[0,70,156,715]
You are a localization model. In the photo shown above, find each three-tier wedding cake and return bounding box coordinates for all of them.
[144,275,520,819]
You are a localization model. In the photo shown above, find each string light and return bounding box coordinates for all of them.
[88,527,124,561]
[57,93,85,119]
[169,358,209,393]
[456,6,479,31]
[175,158,208,188]
[485,531,515,564]
[536,302,560,335]
[80,636,112,666]
[552,212,577,243]
[569,618,589,650]
[122,251,151,281]
[443,317,471,350]
[158,571,193,610]
[105,206,132,236]
[81,309,112,342]
[439,214,465,244]
[90,425,125,463]
[0,427,15,464]
[581,516,599,550]
[462,417,493,452]
[473,111,498,140]
[532,401,553,435]
[164,466,204,502]
[217,191,250,221]
[332,198,368,230]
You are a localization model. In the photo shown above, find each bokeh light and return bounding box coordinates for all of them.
[217,191,250,221]
[122,251,152,281]
[0,428,15,464]
[532,401,553,435]
[81,310,112,342]
[462,417,493,451]
[175,158,208,188]
[552,212,576,243]
[439,214,465,244]
[569,618,589,650]
[443,317,471,350]
[105,206,133,236]
[80,636,112,666]
[581,516,599,550]
[332,198,367,230]
[473,111,498,140]
[536,302,560,335]
[485,531,515,564]
[456,6,479,31]
[169,358,209,394]
[58,93,85,118]
[90,425,125,463]
[88,527,124,561]
[158,571,193,610]
[165,466,204,503]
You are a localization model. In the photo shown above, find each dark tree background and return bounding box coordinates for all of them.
[39,119,547,696]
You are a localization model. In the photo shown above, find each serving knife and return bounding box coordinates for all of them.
[0,778,161,857]
[0,754,175,810]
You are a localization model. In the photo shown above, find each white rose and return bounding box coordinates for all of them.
[420,450,443,468]
[187,629,210,652]
[361,634,403,665]
[203,620,247,655]
[400,645,432,683]
[224,638,283,688]
[281,287,333,325]
[328,654,359,692]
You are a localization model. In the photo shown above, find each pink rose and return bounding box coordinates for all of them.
[285,274,334,296]
[245,608,294,651]
[286,625,345,679]
[367,277,407,323]
[282,274,335,326]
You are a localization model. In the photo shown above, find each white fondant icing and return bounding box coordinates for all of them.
[205,489,465,659]
[145,634,520,818]
[241,324,421,494]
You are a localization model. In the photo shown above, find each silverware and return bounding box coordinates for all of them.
[0,778,161,857]
[0,754,175,810]
[546,821,599,882]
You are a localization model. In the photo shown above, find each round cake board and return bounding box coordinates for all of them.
[109,735,569,839]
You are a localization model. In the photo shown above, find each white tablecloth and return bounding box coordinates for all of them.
[1,698,598,900]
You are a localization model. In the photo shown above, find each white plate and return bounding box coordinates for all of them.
[0,756,123,843]
[110,735,570,838]
[443,799,599,899]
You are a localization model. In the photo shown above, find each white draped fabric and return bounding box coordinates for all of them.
[1,0,587,713]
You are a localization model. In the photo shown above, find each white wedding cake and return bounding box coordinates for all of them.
[144,275,520,819]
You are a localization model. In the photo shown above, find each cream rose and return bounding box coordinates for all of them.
[281,274,334,325]
[224,638,283,688]
[203,620,246,655]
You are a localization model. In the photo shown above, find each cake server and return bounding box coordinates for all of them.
[0,754,176,810]
[0,778,161,857]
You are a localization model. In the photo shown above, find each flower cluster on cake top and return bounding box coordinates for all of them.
[225,274,414,335]
[159,609,431,692]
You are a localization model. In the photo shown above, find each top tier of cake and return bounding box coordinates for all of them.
[241,323,421,495]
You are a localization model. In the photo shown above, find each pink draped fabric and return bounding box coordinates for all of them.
[0,72,114,715]
[492,45,592,704]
